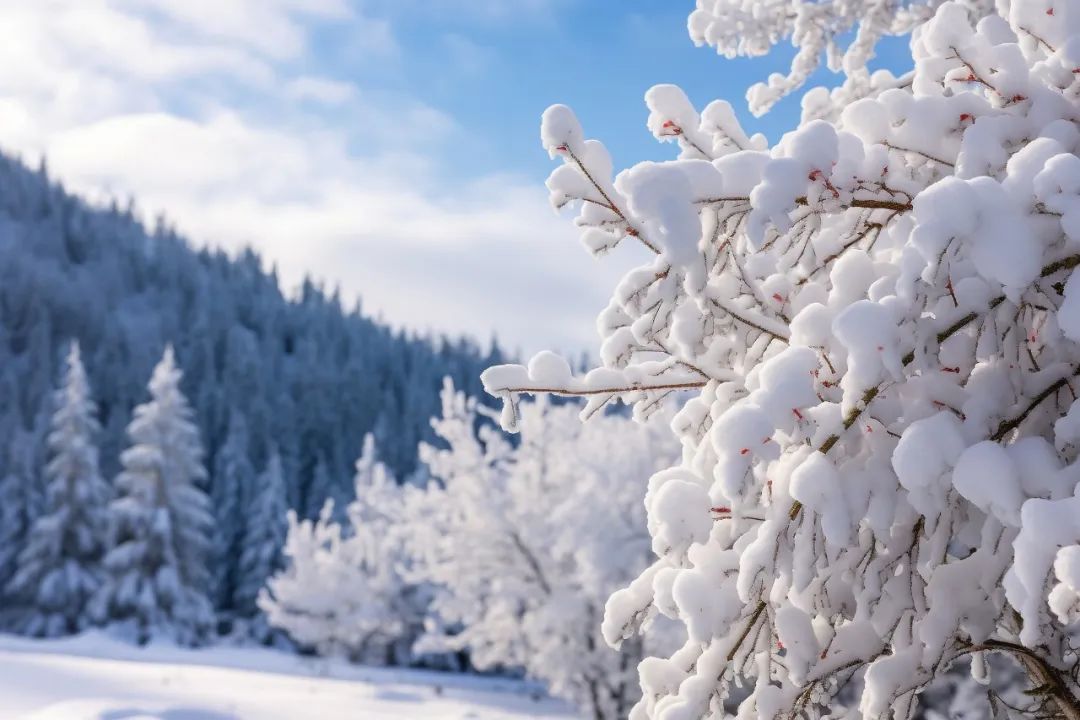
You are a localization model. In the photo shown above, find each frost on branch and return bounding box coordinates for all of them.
[487,2,1080,717]
[688,0,995,116]
[406,381,680,720]
[260,434,412,663]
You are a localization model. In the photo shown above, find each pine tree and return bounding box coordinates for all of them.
[0,470,27,608]
[304,456,338,520]
[210,411,253,612]
[0,406,29,599]
[7,342,110,636]
[233,448,287,618]
[90,346,214,645]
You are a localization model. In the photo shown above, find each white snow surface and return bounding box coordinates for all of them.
[0,632,574,720]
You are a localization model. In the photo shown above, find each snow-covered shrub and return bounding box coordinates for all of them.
[90,346,215,646]
[407,380,679,720]
[260,435,410,663]
[483,3,1080,717]
[6,342,110,636]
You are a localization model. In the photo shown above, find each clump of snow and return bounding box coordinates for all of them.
[952,441,1024,526]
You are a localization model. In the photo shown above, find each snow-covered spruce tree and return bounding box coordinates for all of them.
[90,346,214,645]
[483,3,1080,718]
[260,436,406,661]
[6,342,110,636]
[233,448,287,619]
[408,380,678,720]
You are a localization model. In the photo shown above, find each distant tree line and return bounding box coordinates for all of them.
[0,151,502,625]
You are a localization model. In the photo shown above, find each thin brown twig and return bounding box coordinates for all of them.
[564,147,661,254]
[496,380,708,397]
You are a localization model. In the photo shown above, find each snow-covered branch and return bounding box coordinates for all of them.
[487,2,1080,717]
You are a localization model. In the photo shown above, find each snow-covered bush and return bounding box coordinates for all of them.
[6,342,110,636]
[407,380,679,720]
[260,435,410,662]
[90,346,215,646]
[483,3,1080,717]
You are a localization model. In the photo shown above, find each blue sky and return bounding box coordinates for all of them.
[0,0,914,355]
[330,1,913,178]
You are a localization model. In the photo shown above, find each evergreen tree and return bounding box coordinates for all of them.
[90,346,214,645]
[210,411,253,612]
[303,456,339,520]
[0,470,27,606]
[233,448,287,618]
[7,342,110,636]
[0,427,44,613]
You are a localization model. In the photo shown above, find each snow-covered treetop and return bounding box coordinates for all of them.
[689,0,995,116]
[50,342,100,453]
[122,345,206,495]
[148,346,182,407]
[484,2,1080,717]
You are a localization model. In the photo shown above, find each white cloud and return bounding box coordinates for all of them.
[0,0,621,353]
[119,0,353,59]
[42,108,641,352]
[285,76,359,105]
[364,0,568,24]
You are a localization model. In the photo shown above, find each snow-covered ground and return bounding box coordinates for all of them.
[0,632,576,720]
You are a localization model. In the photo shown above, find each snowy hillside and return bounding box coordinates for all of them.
[0,633,575,720]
